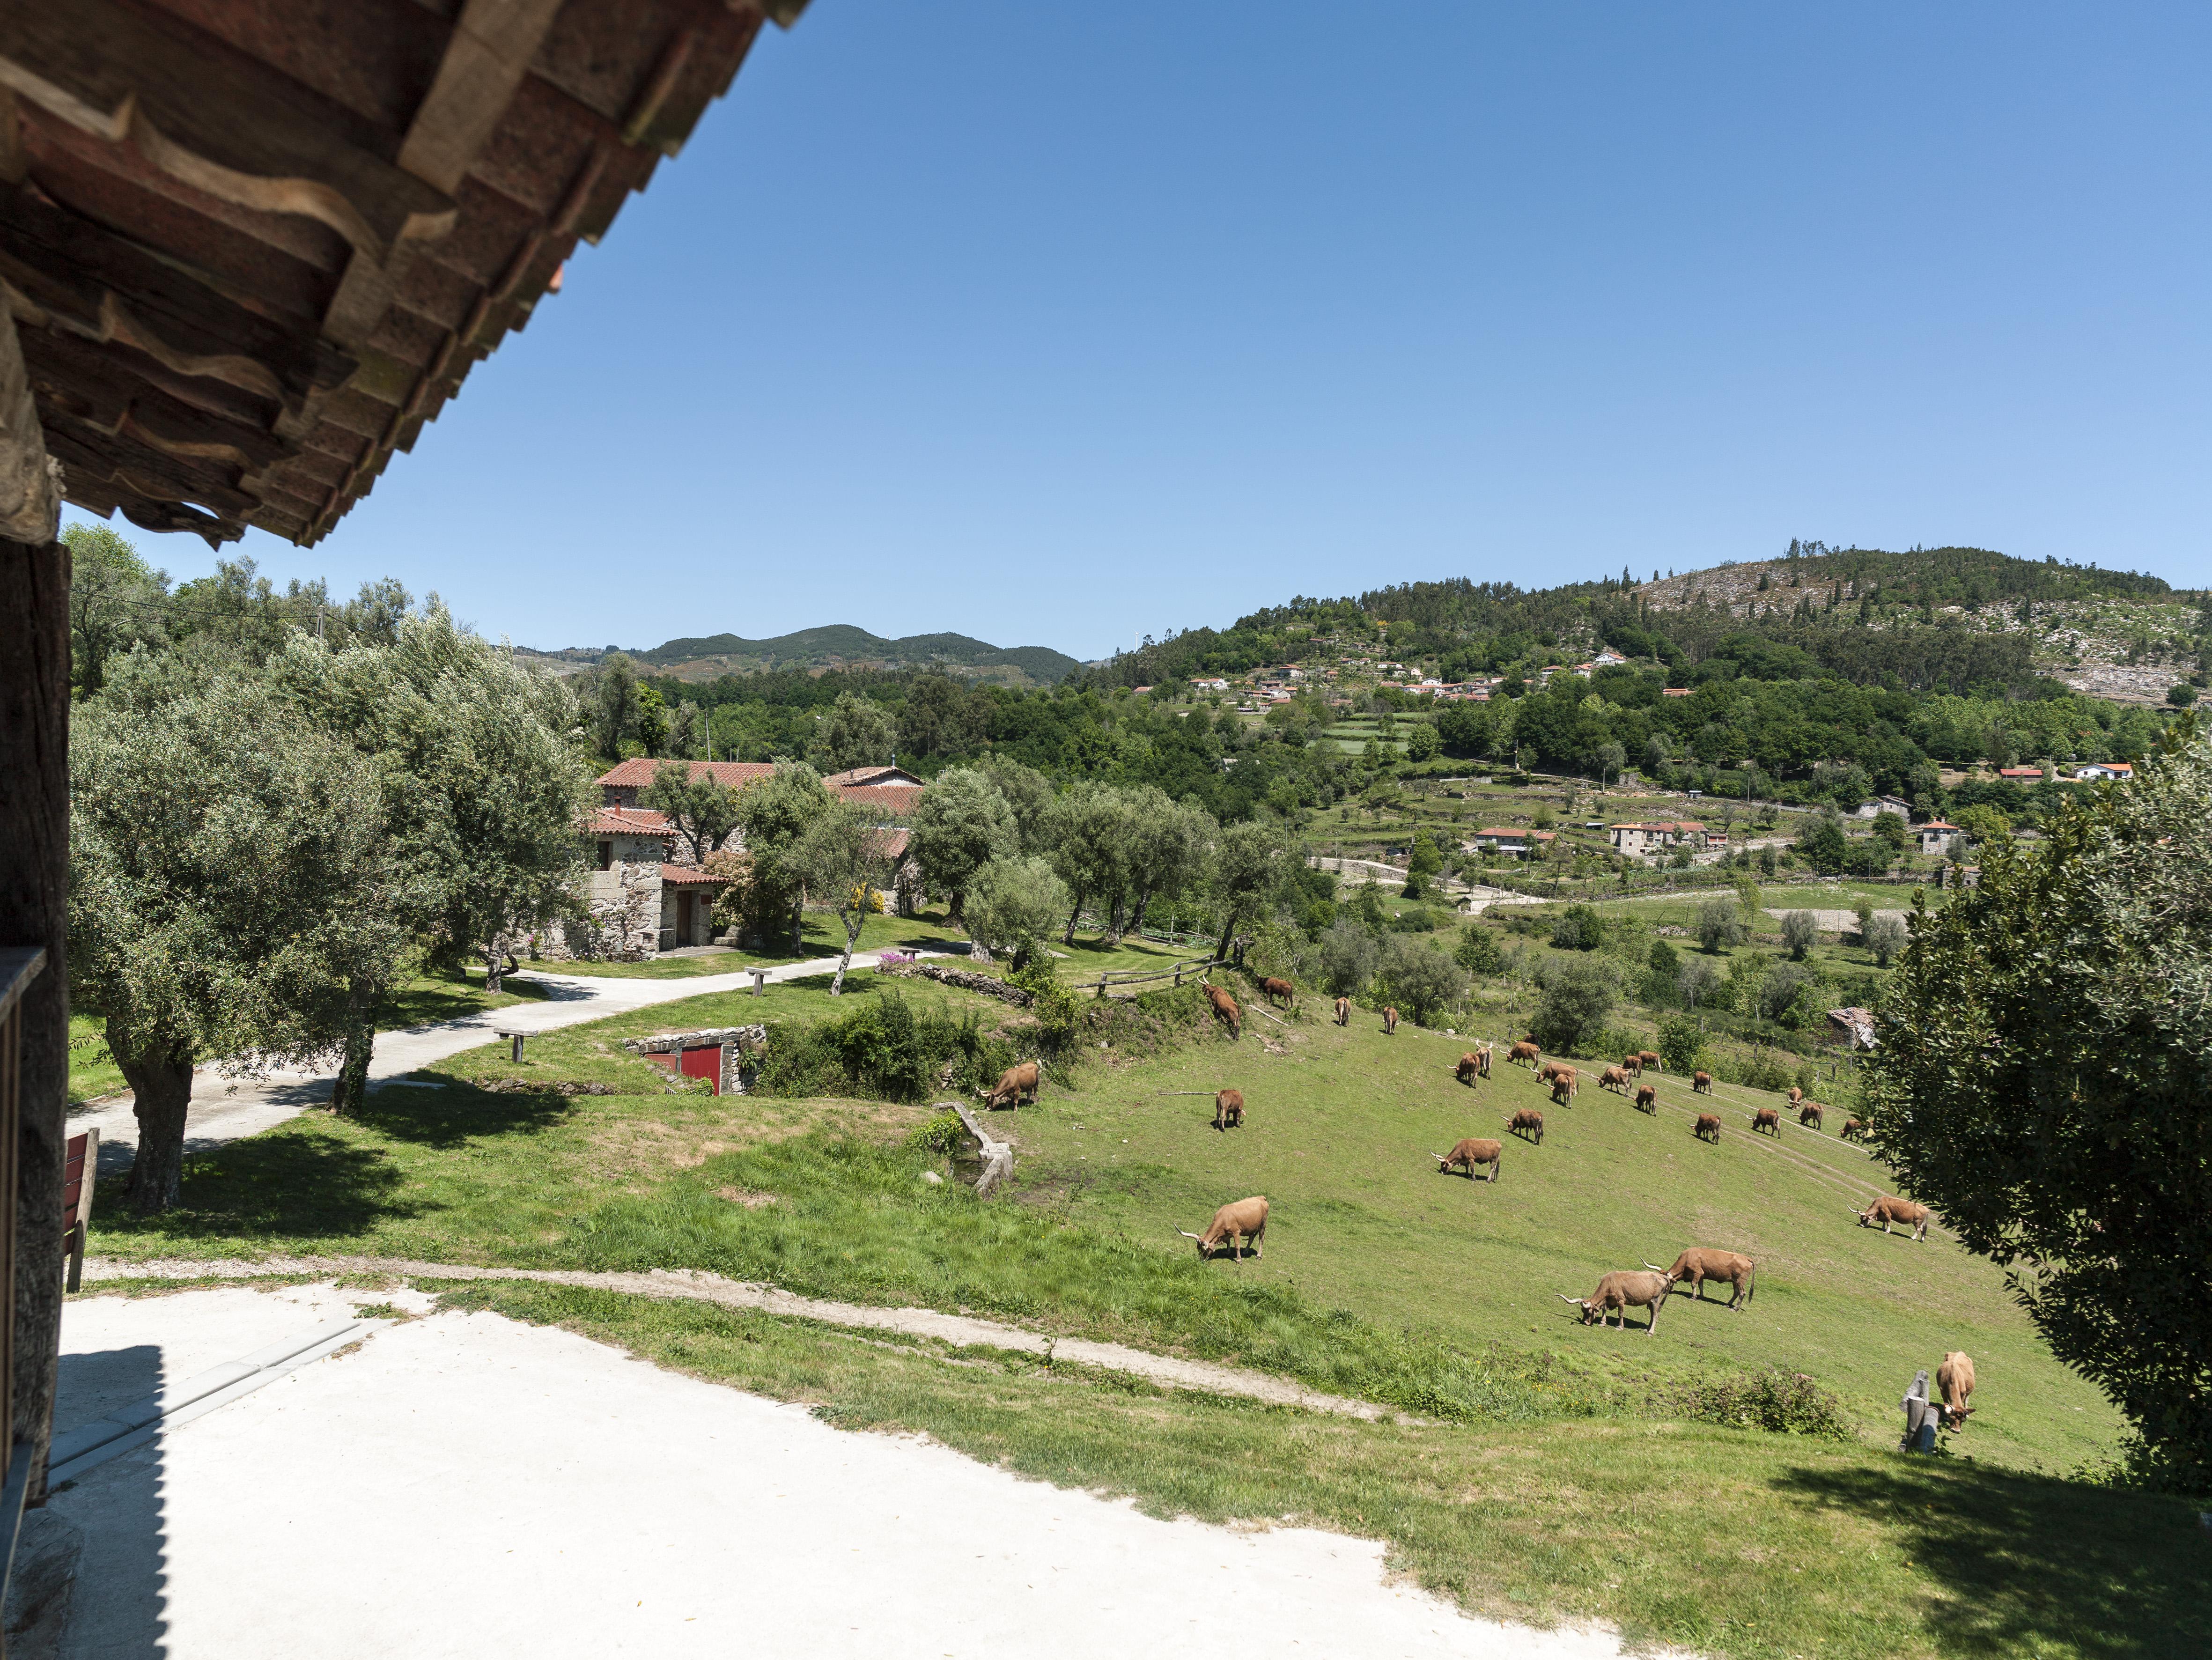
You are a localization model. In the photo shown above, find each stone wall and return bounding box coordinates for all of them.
[622,1024,769,1095]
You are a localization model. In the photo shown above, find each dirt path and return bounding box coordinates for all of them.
[82,1255,1400,1420]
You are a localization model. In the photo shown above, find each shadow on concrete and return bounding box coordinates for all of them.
[35,1343,168,1657]
[1771,1457,2212,1658]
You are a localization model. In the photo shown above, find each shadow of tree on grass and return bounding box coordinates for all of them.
[352,1081,572,1151]
[95,1127,418,1244]
[1773,1457,2212,1658]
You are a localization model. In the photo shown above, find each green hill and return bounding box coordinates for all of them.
[630,625,1080,685]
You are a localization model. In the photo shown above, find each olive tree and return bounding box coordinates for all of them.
[1781,909,1818,960]
[1207,818,1291,962]
[720,763,832,951]
[1696,896,1747,952]
[1866,723,2212,1489]
[962,856,1070,970]
[1376,935,1467,1027]
[642,761,742,863]
[1316,915,1379,996]
[1121,789,1212,939]
[792,798,902,994]
[908,767,1017,922]
[1530,956,1619,1055]
[1049,785,1134,944]
[71,667,411,1211]
[1862,912,1907,967]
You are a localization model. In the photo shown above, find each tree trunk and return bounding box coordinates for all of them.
[948,889,965,926]
[1215,910,1239,964]
[1129,880,1156,942]
[1063,891,1085,947]
[483,944,505,995]
[1105,892,1126,947]
[829,907,864,996]
[115,1031,195,1216]
[329,1015,375,1116]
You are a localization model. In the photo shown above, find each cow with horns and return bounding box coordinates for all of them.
[1646,1248,1756,1311]
[1434,1138,1504,1182]
[1559,1269,1671,1334]
[1177,1196,1268,1262]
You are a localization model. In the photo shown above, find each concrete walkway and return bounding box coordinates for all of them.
[33,1284,1674,1660]
[71,948,932,1178]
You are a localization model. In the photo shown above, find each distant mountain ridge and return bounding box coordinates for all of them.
[527,624,1083,686]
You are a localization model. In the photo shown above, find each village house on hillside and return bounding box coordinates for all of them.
[1467,827,1556,857]
[2073,761,2134,781]
[1918,819,1961,857]
[563,760,923,959]
[1608,820,1708,860]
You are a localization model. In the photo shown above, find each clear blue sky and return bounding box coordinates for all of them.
[69,2,2212,658]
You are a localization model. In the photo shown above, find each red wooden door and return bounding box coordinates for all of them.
[679,1045,720,1095]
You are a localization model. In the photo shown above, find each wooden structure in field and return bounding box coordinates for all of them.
[0,0,806,1590]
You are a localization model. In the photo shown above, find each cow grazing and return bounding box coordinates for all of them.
[1434,1137,1503,1182]
[1856,1195,1933,1241]
[1334,996,1350,1026]
[1212,1088,1245,1131]
[1840,1116,1865,1143]
[1473,1042,1493,1077]
[1177,1195,1268,1262]
[1646,1248,1756,1311]
[1558,1269,1671,1334]
[1634,1084,1657,1114]
[1260,976,1295,1009]
[1786,1086,1804,1107]
[1203,982,1242,1038]
[1508,1040,1541,1068]
[1599,1065,1631,1094]
[1798,1101,1823,1130]
[1455,1053,1483,1086]
[1692,1071,1714,1095]
[1507,1108,1544,1144]
[1937,1351,1976,1431]
[1752,1107,1781,1137]
[1550,1074,1575,1106]
[1382,1006,1400,1035]
[1638,1050,1662,1072]
[1693,1113,1721,1143]
[1620,1054,1644,1078]
[985,1061,1040,1109]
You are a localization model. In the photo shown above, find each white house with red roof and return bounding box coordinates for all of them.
[2072,761,2134,782]
[1607,820,1708,860]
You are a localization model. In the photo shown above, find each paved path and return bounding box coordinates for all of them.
[37,1284,1670,1659]
[72,949,932,1177]
[82,1256,1396,1420]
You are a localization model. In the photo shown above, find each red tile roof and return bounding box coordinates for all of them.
[822,766,924,788]
[656,864,725,886]
[584,807,673,835]
[835,782,923,817]
[596,760,778,790]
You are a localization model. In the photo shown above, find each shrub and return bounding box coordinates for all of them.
[1550,903,1605,951]
[1453,924,1504,975]
[1657,1014,1704,1073]
[1695,897,1746,952]
[1530,958,1620,1055]
[757,988,997,1102]
[905,1110,967,1156]
[1377,935,1468,1026]
[1009,962,1081,1050]
[1669,1369,1852,1438]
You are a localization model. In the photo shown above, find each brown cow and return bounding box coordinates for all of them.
[1212,1088,1245,1131]
[1260,976,1295,1009]
[1857,1195,1932,1240]
[1634,1083,1657,1114]
[1599,1065,1631,1094]
[1787,1086,1804,1108]
[1434,1137,1503,1182]
[1382,1006,1399,1035]
[1203,982,1242,1038]
[1473,1042,1493,1077]
[1550,1074,1574,1106]
[1620,1054,1644,1078]
[1840,1116,1865,1143]
[1638,1050,1662,1072]
[985,1061,1040,1109]
[1798,1101,1823,1130]
[1693,1113,1721,1143]
[1508,1040,1541,1068]
[1692,1071,1714,1095]
[1455,1053,1483,1085]
[1177,1195,1268,1262]
[1334,996,1350,1026]
[1937,1351,1976,1431]
[1507,1108,1544,1144]
[1752,1107,1781,1137]
[1646,1248,1756,1311]
[1559,1269,1670,1334]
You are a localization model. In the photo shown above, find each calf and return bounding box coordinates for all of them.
[1559,1269,1671,1334]
[1212,1088,1245,1131]
[1334,996,1350,1026]
[1260,976,1295,1010]
[1638,1050,1662,1072]
[1599,1065,1631,1095]
[1646,1248,1756,1311]
[1856,1195,1932,1241]
[1455,1053,1483,1086]
[1937,1351,1976,1431]
[1693,1113,1721,1143]
[1507,1108,1545,1144]
[1177,1195,1268,1262]
[1550,1073,1575,1106]
[1508,1040,1541,1068]
[1620,1054,1644,1078]
[1434,1137,1503,1182]
[1692,1070,1714,1095]
[1634,1083,1657,1114]
[1203,982,1242,1038]
[1752,1107,1781,1137]
[1786,1086,1804,1107]
[1798,1100,1823,1130]
[1840,1116,1865,1143]
[1382,1005,1400,1035]
[985,1060,1040,1109]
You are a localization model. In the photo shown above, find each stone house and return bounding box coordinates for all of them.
[1467,827,1555,858]
[1918,820,1960,858]
[1607,820,1708,860]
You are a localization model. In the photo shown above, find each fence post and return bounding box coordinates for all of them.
[1900,1369,1936,1452]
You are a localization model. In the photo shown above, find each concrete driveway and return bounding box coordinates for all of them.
[30,1284,1667,1660]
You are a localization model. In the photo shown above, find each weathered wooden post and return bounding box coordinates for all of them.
[1900,1369,1937,1452]
[750,968,767,998]
[494,1029,525,1064]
